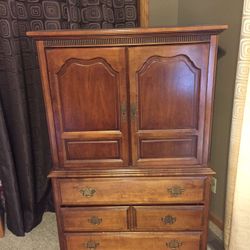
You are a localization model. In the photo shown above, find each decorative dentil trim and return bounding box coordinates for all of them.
[44,34,210,47]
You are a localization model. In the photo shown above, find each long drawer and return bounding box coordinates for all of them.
[134,205,204,231]
[58,177,206,205]
[65,232,202,250]
[61,207,129,232]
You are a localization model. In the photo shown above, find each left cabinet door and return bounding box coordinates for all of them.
[45,47,129,168]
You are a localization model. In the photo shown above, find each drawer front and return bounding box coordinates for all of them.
[65,232,202,250]
[61,207,129,232]
[134,206,204,231]
[58,177,205,205]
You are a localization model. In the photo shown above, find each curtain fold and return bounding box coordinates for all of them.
[224,0,250,249]
[0,0,138,236]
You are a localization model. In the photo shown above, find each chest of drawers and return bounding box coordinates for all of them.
[28,25,227,250]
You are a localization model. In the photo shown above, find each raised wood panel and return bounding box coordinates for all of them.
[65,232,202,250]
[138,55,200,130]
[58,177,206,205]
[140,137,197,159]
[61,207,129,232]
[57,58,119,131]
[129,44,209,166]
[46,48,129,167]
[134,206,204,231]
[65,140,120,160]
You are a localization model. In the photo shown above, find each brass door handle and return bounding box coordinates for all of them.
[79,187,96,198]
[88,216,102,225]
[166,240,183,249]
[85,240,100,250]
[161,215,176,225]
[130,104,137,119]
[167,186,185,197]
[121,103,127,120]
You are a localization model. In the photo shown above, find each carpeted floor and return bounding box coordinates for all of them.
[0,213,59,250]
[0,213,223,250]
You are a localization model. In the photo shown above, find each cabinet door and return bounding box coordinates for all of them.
[128,44,209,166]
[46,47,128,168]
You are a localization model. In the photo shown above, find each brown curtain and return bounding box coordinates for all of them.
[0,0,138,236]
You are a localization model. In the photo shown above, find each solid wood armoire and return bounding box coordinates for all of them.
[28,25,227,250]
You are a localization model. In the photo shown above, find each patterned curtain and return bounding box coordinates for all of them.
[0,0,138,236]
[224,0,250,249]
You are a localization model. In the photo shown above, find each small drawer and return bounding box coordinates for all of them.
[134,206,204,231]
[58,177,206,205]
[65,232,202,250]
[61,207,129,232]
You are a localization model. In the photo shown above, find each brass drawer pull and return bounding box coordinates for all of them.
[166,240,183,249]
[85,240,100,249]
[80,187,96,198]
[167,186,185,197]
[161,215,176,225]
[88,216,102,225]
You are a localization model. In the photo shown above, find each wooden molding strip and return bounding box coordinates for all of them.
[49,167,215,178]
[44,34,210,48]
[139,0,149,27]
[27,25,228,38]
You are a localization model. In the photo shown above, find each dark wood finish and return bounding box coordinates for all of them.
[46,47,129,168]
[202,176,213,250]
[51,179,66,250]
[65,232,202,250]
[36,41,59,167]
[203,35,220,163]
[140,137,197,159]
[0,211,4,238]
[65,141,120,160]
[129,44,209,166]
[58,177,206,205]
[61,207,129,232]
[134,206,204,231]
[29,26,227,250]
[49,167,215,178]
[27,25,227,39]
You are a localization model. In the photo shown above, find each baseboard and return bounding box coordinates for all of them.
[209,220,223,241]
[209,212,224,231]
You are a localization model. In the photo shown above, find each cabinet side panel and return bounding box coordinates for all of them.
[36,41,59,167]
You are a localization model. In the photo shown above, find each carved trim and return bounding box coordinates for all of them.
[137,54,201,75]
[48,167,216,178]
[44,34,210,48]
[57,57,119,76]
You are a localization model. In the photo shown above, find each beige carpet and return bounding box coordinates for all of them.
[0,213,59,250]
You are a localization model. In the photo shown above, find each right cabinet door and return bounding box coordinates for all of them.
[128,44,210,166]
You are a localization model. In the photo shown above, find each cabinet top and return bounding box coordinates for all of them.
[27,25,227,40]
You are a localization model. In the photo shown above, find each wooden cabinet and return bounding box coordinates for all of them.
[28,25,227,250]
